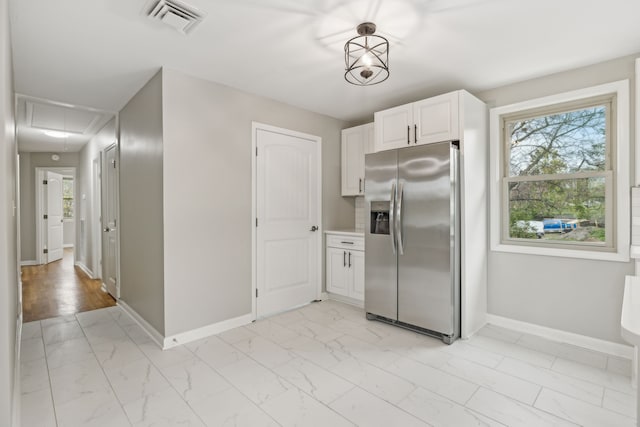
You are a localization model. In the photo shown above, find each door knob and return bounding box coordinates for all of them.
[103,227,110,232]
[310,225,318,232]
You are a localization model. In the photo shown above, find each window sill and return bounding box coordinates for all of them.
[491,242,630,262]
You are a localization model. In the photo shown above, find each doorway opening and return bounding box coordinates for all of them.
[23,164,115,321]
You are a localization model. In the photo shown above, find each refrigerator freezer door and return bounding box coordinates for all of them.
[397,142,458,335]
[364,150,398,321]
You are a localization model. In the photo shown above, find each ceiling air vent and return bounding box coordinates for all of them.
[146,0,204,34]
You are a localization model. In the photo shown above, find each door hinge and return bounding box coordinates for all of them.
[256,147,258,156]
[43,179,48,185]
[43,248,48,254]
[256,289,258,298]
[256,218,258,227]
[112,159,116,168]
[43,214,48,220]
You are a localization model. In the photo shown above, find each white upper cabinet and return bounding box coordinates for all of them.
[414,92,459,144]
[341,123,373,196]
[373,104,413,151]
[374,91,460,152]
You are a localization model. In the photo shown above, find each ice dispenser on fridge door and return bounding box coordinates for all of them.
[370,201,390,235]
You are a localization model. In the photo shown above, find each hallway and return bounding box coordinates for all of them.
[21,248,116,322]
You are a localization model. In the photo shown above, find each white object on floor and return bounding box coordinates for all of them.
[621,275,640,426]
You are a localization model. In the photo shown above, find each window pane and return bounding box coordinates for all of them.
[63,199,74,219]
[508,106,606,176]
[508,177,605,243]
[63,178,73,198]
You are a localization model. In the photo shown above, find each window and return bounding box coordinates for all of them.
[490,80,630,261]
[63,177,74,219]
[504,97,612,248]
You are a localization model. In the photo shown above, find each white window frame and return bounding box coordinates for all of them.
[490,80,630,262]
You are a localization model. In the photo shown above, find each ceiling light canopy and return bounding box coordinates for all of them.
[344,22,389,86]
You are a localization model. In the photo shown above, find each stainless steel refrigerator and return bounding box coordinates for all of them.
[364,141,460,344]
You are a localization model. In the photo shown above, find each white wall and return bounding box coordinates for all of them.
[475,54,638,343]
[161,68,349,336]
[0,0,18,423]
[76,118,116,277]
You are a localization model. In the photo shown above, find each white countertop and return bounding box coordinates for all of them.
[324,229,364,237]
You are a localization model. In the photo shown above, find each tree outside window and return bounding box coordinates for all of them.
[63,177,74,219]
[502,96,613,248]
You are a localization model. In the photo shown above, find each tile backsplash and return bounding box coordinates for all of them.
[355,196,365,232]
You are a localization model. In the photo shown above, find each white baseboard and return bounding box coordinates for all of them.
[63,244,74,248]
[74,262,94,279]
[326,292,364,309]
[20,260,36,266]
[163,313,253,349]
[117,300,165,349]
[486,314,634,360]
[118,300,253,351]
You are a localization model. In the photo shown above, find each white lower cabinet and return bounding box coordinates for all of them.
[325,232,364,303]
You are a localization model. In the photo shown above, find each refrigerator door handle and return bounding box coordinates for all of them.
[389,181,397,255]
[396,180,405,255]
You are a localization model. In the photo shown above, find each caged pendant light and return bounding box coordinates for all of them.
[344,22,389,86]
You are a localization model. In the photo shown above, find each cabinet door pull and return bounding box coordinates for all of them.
[348,252,352,268]
[340,241,354,244]
[414,124,417,143]
[343,251,346,267]
[407,125,410,144]
[359,178,362,193]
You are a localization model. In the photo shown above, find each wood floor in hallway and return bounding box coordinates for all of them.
[21,248,116,322]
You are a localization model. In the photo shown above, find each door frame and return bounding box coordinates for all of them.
[35,166,76,265]
[251,122,323,320]
[101,142,121,298]
[92,154,102,278]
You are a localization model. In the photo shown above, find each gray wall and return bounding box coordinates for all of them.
[63,217,74,246]
[119,70,165,335]
[161,68,350,336]
[77,118,116,276]
[0,0,18,422]
[18,152,78,262]
[475,54,637,343]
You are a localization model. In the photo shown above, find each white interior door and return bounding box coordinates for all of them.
[45,171,64,263]
[102,144,119,298]
[256,126,320,318]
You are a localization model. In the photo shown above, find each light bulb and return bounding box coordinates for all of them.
[362,51,373,67]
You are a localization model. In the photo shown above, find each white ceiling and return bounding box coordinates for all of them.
[15,96,113,152]
[9,0,640,130]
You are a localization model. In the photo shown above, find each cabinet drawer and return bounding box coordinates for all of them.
[326,234,364,250]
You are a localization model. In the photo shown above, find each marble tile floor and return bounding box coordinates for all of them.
[20,300,637,427]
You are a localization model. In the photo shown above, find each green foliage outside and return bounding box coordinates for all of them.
[507,105,607,242]
[63,177,74,219]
